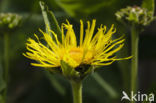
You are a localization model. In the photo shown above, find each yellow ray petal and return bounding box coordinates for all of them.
[80,20,84,46]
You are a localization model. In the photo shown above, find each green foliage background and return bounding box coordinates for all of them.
[0,0,156,103]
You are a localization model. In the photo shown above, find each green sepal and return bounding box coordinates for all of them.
[77,64,94,79]
[61,60,80,81]
[128,11,138,23]
[61,61,94,81]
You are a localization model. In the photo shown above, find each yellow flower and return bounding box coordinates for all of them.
[23,20,130,68]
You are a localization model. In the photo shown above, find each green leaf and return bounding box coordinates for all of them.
[0,95,4,103]
[39,1,65,95]
[0,0,10,12]
[54,0,117,17]
[91,72,118,99]
[44,71,65,96]
[142,0,155,15]
[39,1,62,41]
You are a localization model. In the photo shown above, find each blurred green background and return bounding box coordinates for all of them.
[0,0,156,103]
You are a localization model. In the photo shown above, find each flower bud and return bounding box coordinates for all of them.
[0,13,22,33]
[115,6,154,26]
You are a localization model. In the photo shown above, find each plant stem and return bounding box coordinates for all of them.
[71,80,82,103]
[3,33,9,103]
[131,24,139,103]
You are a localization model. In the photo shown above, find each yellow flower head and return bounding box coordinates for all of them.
[23,20,130,69]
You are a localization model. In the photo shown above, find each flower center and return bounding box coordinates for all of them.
[69,47,83,63]
[69,47,93,64]
[60,47,93,67]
